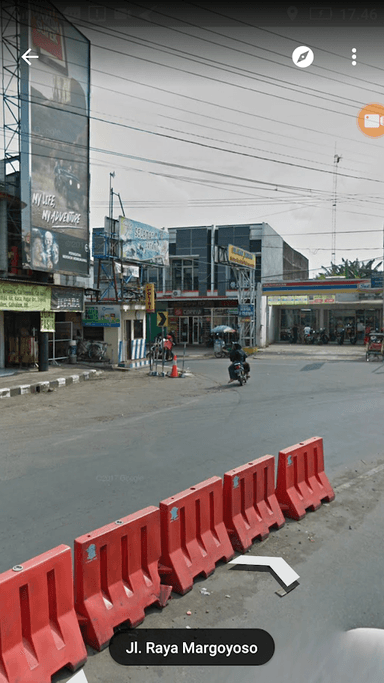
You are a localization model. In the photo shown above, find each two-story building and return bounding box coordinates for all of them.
[143,222,308,347]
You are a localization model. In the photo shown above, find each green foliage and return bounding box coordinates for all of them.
[316,258,382,279]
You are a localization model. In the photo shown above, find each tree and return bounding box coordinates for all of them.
[316,258,382,279]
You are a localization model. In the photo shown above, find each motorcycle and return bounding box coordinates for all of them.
[336,328,345,345]
[345,324,357,345]
[148,334,175,361]
[304,329,315,344]
[312,328,329,345]
[233,360,247,386]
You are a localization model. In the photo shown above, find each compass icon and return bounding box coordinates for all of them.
[292,46,314,68]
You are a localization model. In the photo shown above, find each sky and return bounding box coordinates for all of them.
[6,1,384,278]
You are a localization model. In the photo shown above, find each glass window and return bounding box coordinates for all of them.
[184,266,193,290]
[133,320,143,339]
[172,260,182,290]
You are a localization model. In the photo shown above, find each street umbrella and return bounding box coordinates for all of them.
[211,325,236,334]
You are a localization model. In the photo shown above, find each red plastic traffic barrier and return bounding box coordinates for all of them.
[74,506,172,651]
[275,436,335,520]
[223,455,285,552]
[159,476,235,595]
[0,545,86,683]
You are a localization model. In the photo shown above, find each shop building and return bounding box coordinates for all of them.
[144,223,308,347]
[0,171,90,369]
[88,217,169,367]
[263,279,383,343]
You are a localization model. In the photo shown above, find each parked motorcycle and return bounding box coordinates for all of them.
[345,324,357,345]
[336,328,345,345]
[312,328,329,345]
[304,329,315,344]
[147,334,175,361]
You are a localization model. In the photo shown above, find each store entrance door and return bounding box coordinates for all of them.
[180,317,189,344]
[192,316,200,344]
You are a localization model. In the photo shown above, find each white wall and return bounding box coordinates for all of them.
[250,223,284,282]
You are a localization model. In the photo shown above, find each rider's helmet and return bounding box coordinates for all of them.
[234,342,242,349]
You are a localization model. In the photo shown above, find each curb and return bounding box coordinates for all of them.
[0,369,104,399]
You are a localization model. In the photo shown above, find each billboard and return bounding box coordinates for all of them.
[83,305,121,327]
[120,217,169,266]
[21,2,90,275]
[227,245,256,269]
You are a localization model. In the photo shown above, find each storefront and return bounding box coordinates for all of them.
[0,282,86,367]
[167,300,239,344]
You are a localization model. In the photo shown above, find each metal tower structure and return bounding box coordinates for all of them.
[331,152,342,265]
[215,244,256,348]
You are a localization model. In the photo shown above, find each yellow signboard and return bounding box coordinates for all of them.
[40,311,55,332]
[0,282,51,311]
[145,283,155,312]
[227,244,256,269]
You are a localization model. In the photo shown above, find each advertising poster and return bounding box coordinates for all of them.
[21,2,90,275]
[83,305,121,327]
[120,217,169,266]
[40,311,55,332]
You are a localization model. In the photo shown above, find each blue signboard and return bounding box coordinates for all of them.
[371,275,384,288]
[238,304,254,317]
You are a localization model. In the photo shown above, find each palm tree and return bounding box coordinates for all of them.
[316,258,382,279]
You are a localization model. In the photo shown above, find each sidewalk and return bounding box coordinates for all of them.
[256,342,366,362]
[0,362,105,398]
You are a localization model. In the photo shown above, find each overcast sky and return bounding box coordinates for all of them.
[15,2,384,277]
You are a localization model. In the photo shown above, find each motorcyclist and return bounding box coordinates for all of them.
[228,342,250,383]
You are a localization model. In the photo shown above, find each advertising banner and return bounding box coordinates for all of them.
[51,287,84,311]
[21,2,90,275]
[0,282,51,310]
[83,305,121,327]
[228,245,256,269]
[40,311,55,332]
[120,217,169,266]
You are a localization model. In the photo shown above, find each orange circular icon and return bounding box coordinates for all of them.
[357,103,384,138]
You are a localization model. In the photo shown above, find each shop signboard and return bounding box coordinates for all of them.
[238,304,254,317]
[227,245,256,269]
[120,217,169,266]
[268,296,309,305]
[309,295,336,304]
[0,282,51,310]
[371,275,383,289]
[83,305,120,327]
[20,2,90,276]
[145,283,155,312]
[51,287,84,311]
[40,311,55,332]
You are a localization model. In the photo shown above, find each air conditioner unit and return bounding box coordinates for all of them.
[172,289,181,297]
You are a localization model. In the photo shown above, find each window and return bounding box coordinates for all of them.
[171,258,199,291]
[134,320,143,339]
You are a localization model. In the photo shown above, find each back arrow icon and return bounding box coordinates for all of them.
[21,49,39,66]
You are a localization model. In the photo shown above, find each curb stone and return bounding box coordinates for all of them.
[0,369,103,399]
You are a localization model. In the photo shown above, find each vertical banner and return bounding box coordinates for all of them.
[20,1,90,275]
[145,283,155,312]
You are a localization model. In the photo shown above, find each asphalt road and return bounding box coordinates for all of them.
[1,351,384,682]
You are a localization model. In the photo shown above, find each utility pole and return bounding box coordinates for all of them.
[331,152,341,265]
[109,171,115,225]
